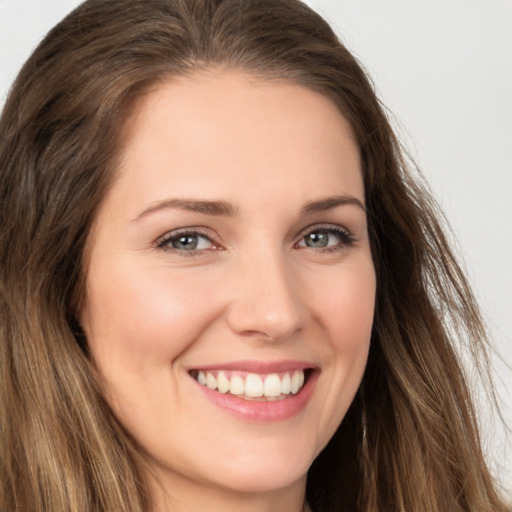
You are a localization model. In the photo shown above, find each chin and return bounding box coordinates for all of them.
[206,461,309,495]
[194,436,316,494]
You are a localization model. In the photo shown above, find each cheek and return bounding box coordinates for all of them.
[312,259,376,346]
[82,259,222,369]
[330,263,375,382]
[306,259,375,437]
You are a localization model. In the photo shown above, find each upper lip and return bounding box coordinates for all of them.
[188,360,316,373]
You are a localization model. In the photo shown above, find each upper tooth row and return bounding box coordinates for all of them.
[197,370,305,397]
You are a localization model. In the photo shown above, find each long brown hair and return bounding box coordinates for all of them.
[0,0,506,510]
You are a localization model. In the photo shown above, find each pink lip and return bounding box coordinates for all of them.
[190,360,314,373]
[191,366,319,423]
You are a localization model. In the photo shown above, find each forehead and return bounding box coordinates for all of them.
[109,70,363,211]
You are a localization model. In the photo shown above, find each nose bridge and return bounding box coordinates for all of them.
[226,243,303,341]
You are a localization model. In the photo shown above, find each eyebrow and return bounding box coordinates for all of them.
[300,195,366,214]
[133,194,365,222]
[133,198,238,221]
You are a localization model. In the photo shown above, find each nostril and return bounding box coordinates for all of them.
[226,301,303,341]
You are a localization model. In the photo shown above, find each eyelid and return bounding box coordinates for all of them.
[295,223,355,249]
[298,222,351,238]
[154,223,355,255]
[156,226,221,252]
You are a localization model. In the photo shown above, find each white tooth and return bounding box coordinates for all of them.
[230,374,245,395]
[217,371,230,393]
[291,371,301,394]
[281,373,292,394]
[298,370,305,389]
[206,372,217,390]
[263,374,282,397]
[245,373,263,397]
[198,371,207,386]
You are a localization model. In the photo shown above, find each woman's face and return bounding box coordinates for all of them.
[82,70,375,503]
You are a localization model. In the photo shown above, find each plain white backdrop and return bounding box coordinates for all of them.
[1,0,511,497]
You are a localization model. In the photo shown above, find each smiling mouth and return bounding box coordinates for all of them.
[189,369,312,402]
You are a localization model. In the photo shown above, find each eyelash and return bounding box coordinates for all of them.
[156,224,355,256]
[297,224,356,253]
[156,227,217,256]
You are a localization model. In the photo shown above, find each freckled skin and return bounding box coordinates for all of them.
[82,70,376,512]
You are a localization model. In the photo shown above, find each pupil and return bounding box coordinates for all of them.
[174,235,197,250]
[306,232,327,247]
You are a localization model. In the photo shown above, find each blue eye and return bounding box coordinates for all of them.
[297,226,354,250]
[303,232,331,248]
[158,231,215,251]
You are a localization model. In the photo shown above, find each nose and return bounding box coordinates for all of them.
[225,249,304,342]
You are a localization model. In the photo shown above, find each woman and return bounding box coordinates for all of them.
[0,0,507,511]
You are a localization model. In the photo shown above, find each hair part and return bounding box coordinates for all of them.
[0,0,506,511]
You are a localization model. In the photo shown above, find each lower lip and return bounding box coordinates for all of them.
[193,371,318,422]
